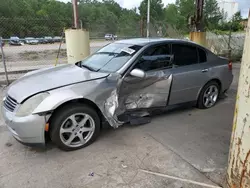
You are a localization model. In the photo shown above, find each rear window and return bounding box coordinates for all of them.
[172,44,198,66]
[198,48,207,63]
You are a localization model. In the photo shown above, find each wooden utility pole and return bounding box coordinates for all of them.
[195,0,204,31]
[226,11,250,187]
[140,18,144,37]
[146,0,150,38]
[189,0,206,46]
[72,0,79,28]
[65,0,90,64]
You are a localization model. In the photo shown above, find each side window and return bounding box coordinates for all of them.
[172,44,198,66]
[134,44,172,72]
[198,48,207,63]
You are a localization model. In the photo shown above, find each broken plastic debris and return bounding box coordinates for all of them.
[122,164,128,168]
[5,142,13,147]
[88,172,94,176]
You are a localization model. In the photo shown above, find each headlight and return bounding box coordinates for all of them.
[16,93,49,117]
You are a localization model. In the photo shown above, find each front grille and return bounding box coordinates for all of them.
[4,95,18,112]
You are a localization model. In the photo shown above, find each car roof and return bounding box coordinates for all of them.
[114,38,200,47]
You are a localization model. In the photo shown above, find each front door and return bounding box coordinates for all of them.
[118,43,174,112]
[168,43,210,105]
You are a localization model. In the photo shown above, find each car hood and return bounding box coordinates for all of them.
[7,64,109,103]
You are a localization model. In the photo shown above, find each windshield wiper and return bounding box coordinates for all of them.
[81,64,97,72]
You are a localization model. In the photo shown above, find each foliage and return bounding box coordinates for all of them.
[139,0,164,21]
[0,0,140,38]
[163,0,242,33]
[218,11,244,32]
[0,0,244,38]
[203,0,224,30]
[0,0,72,38]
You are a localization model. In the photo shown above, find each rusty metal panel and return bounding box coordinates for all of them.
[227,11,250,188]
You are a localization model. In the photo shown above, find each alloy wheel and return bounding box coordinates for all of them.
[59,113,95,148]
[203,85,219,108]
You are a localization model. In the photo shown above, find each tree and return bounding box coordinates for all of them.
[0,0,142,38]
[218,11,244,32]
[139,0,164,22]
[0,0,238,39]
[230,11,244,31]
[164,4,185,30]
[163,0,225,32]
[203,0,224,30]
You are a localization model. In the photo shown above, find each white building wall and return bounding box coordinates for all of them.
[217,0,239,21]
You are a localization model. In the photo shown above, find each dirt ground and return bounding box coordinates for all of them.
[1,41,109,65]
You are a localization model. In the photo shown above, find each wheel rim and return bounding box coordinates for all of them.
[59,113,95,148]
[203,85,219,108]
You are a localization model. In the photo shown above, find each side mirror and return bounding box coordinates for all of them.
[130,68,145,78]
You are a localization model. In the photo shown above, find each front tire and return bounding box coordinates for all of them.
[50,103,100,151]
[197,81,220,109]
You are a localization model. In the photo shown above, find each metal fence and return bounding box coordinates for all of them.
[206,32,245,61]
[0,17,245,85]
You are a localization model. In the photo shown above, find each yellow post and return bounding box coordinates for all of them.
[226,11,250,187]
[65,29,90,64]
[189,32,206,47]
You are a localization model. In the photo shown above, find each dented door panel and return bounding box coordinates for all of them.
[119,70,173,111]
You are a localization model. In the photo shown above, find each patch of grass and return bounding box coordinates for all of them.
[59,49,67,57]
[90,39,105,42]
[19,49,67,61]
[19,51,39,57]
[30,55,40,60]
[19,51,40,60]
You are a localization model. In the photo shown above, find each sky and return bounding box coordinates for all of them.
[59,0,249,18]
[110,0,175,9]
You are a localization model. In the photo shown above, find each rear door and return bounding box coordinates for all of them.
[118,43,173,111]
[168,43,210,105]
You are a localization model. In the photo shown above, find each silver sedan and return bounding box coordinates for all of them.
[1,38,233,151]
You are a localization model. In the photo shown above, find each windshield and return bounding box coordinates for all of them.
[80,43,142,73]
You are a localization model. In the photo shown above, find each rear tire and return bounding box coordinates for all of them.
[197,81,220,109]
[50,103,100,151]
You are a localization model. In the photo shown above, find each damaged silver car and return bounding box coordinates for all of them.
[1,38,233,151]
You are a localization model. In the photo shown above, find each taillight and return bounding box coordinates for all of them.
[228,61,232,71]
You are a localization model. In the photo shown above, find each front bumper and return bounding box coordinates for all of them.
[1,106,47,146]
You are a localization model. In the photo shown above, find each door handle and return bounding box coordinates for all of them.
[202,69,208,73]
